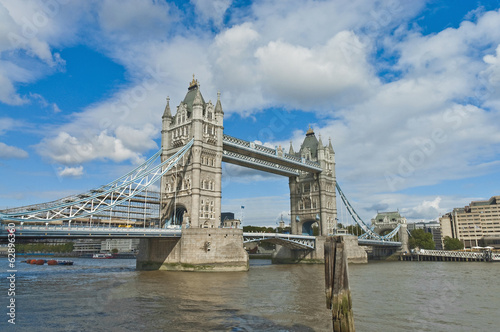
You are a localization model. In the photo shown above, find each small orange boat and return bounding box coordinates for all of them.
[35,259,45,265]
[47,260,58,265]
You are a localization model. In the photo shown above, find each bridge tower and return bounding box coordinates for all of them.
[371,211,409,256]
[288,127,337,236]
[160,76,223,228]
[137,77,248,271]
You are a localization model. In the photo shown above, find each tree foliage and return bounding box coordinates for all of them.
[346,225,363,236]
[243,226,275,233]
[443,236,464,250]
[408,229,435,250]
[17,242,74,253]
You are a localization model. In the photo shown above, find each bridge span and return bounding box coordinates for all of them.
[1,223,402,252]
[0,78,407,270]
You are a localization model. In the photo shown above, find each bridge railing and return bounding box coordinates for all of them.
[242,232,316,249]
[5,224,180,233]
[418,249,485,259]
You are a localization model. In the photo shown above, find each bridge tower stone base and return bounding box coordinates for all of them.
[271,235,367,264]
[136,228,248,271]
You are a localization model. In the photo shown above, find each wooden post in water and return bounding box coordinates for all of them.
[325,236,355,332]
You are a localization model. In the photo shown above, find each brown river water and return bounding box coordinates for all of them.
[1,258,499,331]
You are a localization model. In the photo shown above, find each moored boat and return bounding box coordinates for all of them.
[57,260,74,265]
[93,253,114,259]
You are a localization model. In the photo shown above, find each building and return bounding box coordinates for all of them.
[73,239,102,255]
[288,127,337,236]
[407,221,443,250]
[440,195,500,249]
[101,239,140,253]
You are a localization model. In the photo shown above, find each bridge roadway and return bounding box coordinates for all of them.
[0,225,401,249]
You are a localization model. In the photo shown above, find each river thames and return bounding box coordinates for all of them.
[1,258,499,331]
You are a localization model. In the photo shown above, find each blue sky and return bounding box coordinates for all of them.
[1,0,500,227]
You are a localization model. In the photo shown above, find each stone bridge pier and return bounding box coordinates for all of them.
[136,228,248,271]
[271,235,367,264]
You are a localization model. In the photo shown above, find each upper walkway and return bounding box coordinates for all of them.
[222,134,323,176]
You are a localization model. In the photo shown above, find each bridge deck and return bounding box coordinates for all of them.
[1,225,181,239]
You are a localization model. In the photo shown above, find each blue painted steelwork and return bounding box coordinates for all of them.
[0,139,194,223]
[223,134,323,175]
[0,224,181,239]
[243,232,316,249]
[358,238,402,246]
[336,182,401,243]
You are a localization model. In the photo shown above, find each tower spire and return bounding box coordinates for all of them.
[289,140,295,154]
[215,90,223,114]
[162,96,172,118]
[328,137,334,153]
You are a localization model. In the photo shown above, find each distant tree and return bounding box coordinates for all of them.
[111,248,119,254]
[443,236,464,250]
[277,227,291,233]
[408,229,435,250]
[346,225,363,236]
[243,226,275,233]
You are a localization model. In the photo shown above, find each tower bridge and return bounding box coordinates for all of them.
[0,77,408,270]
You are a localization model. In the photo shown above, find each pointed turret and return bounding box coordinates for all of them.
[161,97,172,154]
[162,97,172,119]
[318,134,324,150]
[328,137,335,153]
[289,141,295,154]
[215,91,223,114]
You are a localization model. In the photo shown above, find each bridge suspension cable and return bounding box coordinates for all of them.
[336,183,400,241]
[0,139,194,223]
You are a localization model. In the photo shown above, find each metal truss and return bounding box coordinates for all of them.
[222,150,300,176]
[223,134,323,174]
[0,139,194,223]
[243,232,315,250]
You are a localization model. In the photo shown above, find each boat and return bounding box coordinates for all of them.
[45,259,74,266]
[57,260,74,265]
[35,259,45,265]
[93,253,114,259]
